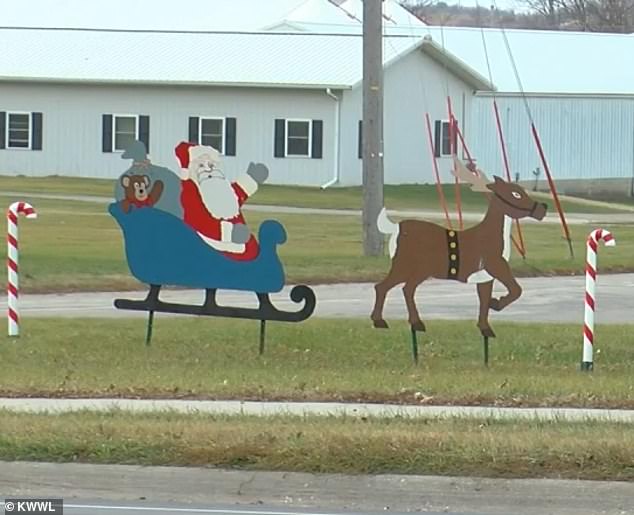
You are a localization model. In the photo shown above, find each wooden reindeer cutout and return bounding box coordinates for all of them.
[371,158,547,339]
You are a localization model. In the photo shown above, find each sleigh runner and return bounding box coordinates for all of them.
[110,141,316,350]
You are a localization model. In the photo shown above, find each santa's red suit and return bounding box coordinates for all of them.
[180,179,259,261]
[175,142,259,262]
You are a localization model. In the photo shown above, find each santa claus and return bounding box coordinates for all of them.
[174,142,269,261]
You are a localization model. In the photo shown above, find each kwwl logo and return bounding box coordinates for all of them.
[4,499,63,515]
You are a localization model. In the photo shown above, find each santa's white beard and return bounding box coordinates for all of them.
[198,176,240,220]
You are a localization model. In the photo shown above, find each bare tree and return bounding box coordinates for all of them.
[517,0,634,31]
[560,0,593,29]
[403,0,634,31]
[592,0,634,31]
[522,0,562,26]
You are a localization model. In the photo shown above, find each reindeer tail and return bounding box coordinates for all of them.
[377,208,399,258]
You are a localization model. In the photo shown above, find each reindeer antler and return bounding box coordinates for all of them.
[451,156,490,193]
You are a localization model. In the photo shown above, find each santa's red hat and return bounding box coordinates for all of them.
[175,141,195,169]
[175,141,221,171]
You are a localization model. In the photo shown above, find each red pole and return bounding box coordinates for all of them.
[454,120,526,258]
[447,97,463,230]
[425,113,452,229]
[454,122,474,164]
[531,122,574,258]
[493,100,526,258]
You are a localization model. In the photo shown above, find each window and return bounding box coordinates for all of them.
[7,113,30,148]
[274,119,323,159]
[102,114,149,153]
[188,116,236,156]
[114,115,138,152]
[434,119,458,157]
[286,120,311,157]
[200,118,224,153]
[0,112,43,151]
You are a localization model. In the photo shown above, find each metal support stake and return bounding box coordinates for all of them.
[410,327,419,364]
[145,311,154,347]
[483,336,489,367]
[143,284,161,347]
[259,320,266,355]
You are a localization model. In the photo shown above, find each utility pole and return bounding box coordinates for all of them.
[362,0,384,257]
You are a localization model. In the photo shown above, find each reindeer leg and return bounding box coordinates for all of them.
[371,269,405,329]
[403,278,426,332]
[476,280,496,338]
[486,260,522,312]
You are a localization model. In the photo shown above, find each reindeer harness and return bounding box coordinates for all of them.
[445,229,460,280]
[493,192,541,218]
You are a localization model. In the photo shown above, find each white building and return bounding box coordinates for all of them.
[0,0,488,185]
[2,0,632,193]
[276,18,634,192]
[432,27,634,194]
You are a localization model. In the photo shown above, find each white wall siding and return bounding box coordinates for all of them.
[0,82,337,186]
[339,48,476,186]
[470,95,634,182]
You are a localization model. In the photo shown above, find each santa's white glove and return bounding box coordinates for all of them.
[231,223,250,244]
[246,162,269,184]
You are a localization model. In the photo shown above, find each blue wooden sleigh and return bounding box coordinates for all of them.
[109,202,316,349]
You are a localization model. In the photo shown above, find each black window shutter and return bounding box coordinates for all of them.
[31,112,43,151]
[358,120,363,159]
[311,120,323,159]
[188,116,199,144]
[102,114,113,153]
[225,117,236,156]
[442,122,451,156]
[274,119,285,158]
[433,120,441,158]
[451,118,458,154]
[0,112,5,150]
[139,115,150,153]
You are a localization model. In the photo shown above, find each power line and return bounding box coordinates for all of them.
[0,24,427,37]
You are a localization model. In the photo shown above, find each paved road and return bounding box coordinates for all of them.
[1,398,633,422]
[1,462,632,515]
[7,274,634,324]
[3,501,467,515]
[3,190,634,224]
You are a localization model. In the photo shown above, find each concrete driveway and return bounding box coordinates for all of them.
[6,273,633,324]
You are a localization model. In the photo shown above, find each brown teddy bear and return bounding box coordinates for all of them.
[120,174,164,213]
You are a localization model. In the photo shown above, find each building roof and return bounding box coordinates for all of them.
[262,0,429,33]
[5,1,631,96]
[339,0,428,27]
[0,27,492,91]
[263,0,360,30]
[275,20,633,96]
[410,26,634,96]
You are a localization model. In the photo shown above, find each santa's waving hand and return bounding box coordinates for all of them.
[174,142,269,261]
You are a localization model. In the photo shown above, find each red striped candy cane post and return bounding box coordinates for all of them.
[7,202,37,337]
[582,228,615,371]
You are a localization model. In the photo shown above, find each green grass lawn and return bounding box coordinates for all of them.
[0,174,628,214]
[0,175,115,197]
[6,194,634,293]
[0,411,632,480]
[1,318,632,408]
